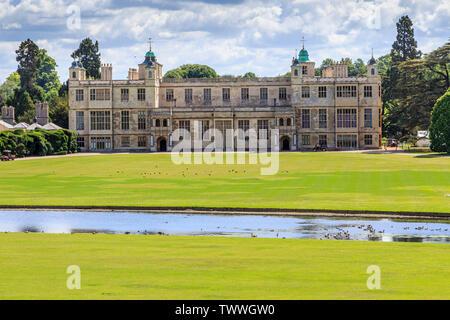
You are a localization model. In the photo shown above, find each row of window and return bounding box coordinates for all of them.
[75,88,147,102]
[77,136,148,150]
[300,134,374,147]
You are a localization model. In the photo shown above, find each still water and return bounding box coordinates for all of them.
[0,210,449,243]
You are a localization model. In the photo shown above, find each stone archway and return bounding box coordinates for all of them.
[157,137,167,152]
[281,136,290,151]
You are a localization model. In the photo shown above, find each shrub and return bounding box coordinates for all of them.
[429,89,450,153]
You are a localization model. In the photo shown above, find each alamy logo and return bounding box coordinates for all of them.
[366,265,381,290]
[66,265,81,290]
[171,128,280,175]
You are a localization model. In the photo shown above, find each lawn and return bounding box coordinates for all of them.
[0,152,449,212]
[0,233,448,299]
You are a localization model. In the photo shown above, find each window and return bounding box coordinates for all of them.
[76,89,84,101]
[337,86,357,98]
[90,137,111,150]
[155,119,161,127]
[201,120,210,139]
[179,120,190,132]
[260,88,268,102]
[166,89,174,102]
[76,111,84,130]
[279,88,287,100]
[137,88,146,101]
[89,89,110,101]
[364,135,373,145]
[185,89,192,103]
[319,109,327,128]
[294,69,298,76]
[302,86,310,98]
[138,136,147,147]
[279,118,284,126]
[241,88,249,102]
[257,120,268,139]
[138,111,146,130]
[364,86,372,97]
[121,111,130,130]
[121,89,129,102]
[364,109,372,128]
[378,85,381,97]
[121,136,130,148]
[90,111,111,130]
[148,70,153,78]
[302,66,308,75]
[318,86,327,98]
[163,119,168,127]
[72,71,76,79]
[302,135,310,145]
[379,109,382,127]
[302,109,310,128]
[371,68,375,75]
[222,88,230,102]
[337,135,357,148]
[319,135,327,147]
[337,109,357,128]
[287,118,292,126]
[238,120,249,139]
[77,137,85,149]
[204,89,211,103]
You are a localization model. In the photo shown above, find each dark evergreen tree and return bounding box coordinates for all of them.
[71,38,101,79]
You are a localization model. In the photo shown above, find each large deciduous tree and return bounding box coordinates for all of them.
[164,64,218,79]
[37,49,61,101]
[71,38,101,79]
[429,88,450,153]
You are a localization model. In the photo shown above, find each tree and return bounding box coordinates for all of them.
[242,72,257,79]
[429,89,450,153]
[0,72,20,106]
[163,64,218,79]
[48,94,69,128]
[37,49,61,101]
[16,39,42,101]
[71,38,101,79]
[391,15,422,63]
[7,90,34,121]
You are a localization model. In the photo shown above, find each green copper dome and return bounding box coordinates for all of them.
[298,48,309,62]
[145,51,155,58]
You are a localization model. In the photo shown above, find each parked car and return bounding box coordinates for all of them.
[313,144,327,152]
[1,150,15,161]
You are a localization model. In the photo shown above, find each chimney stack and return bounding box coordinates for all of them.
[101,63,113,81]
[1,106,15,125]
[35,102,49,126]
[128,68,139,80]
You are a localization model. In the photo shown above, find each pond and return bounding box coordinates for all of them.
[0,210,449,243]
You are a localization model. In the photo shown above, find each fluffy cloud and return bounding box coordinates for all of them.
[0,0,448,83]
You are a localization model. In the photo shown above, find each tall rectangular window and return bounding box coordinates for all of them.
[301,86,310,98]
[222,88,230,102]
[121,110,130,130]
[364,85,372,97]
[90,111,110,130]
[364,109,372,128]
[138,111,146,130]
[319,109,327,128]
[138,136,147,147]
[238,120,250,139]
[90,137,111,150]
[90,89,95,101]
[90,89,110,101]
[202,120,210,139]
[319,135,327,146]
[121,89,129,102]
[76,111,84,130]
[138,88,146,101]
[302,66,308,75]
[241,88,249,102]
[260,88,268,102]
[302,109,310,128]
[166,89,174,102]
[364,134,373,145]
[121,136,130,147]
[337,86,357,98]
[77,137,85,149]
[302,135,310,145]
[178,120,190,132]
[257,120,268,139]
[76,89,84,101]
[318,86,327,98]
[379,109,382,127]
[204,88,211,103]
[185,89,192,103]
[279,87,287,100]
[337,109,357,128]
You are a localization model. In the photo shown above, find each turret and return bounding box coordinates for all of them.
[291,44,315,79]
[69,58,86,81]
[367,52,378,77]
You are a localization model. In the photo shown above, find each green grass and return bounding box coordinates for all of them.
[0,233,448,299]
[0,152,448,212]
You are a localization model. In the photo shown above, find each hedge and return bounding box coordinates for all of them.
[0,128,78,157]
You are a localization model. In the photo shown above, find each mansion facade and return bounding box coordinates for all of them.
[68,44,382,152]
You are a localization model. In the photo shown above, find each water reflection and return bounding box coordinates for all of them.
[0,210,449,243]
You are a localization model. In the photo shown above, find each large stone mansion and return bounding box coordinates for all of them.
[68,43,382,152]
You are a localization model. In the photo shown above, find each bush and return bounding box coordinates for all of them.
[0,128,77,157]
[429,89,450,153]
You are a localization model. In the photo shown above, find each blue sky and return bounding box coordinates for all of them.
[0,0,448,83]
